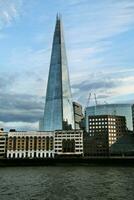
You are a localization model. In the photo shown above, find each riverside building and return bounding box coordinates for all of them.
[84,115,127,156]
[54,130,83,157]
[6,130,83,159]
[0,129,7,158]
[7,131,54,159]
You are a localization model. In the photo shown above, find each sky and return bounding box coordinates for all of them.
[0,0,134,131]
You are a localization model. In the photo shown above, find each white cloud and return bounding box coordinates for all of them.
[0,121,39,131]
[72,69,134,106]
[65,0,134,68]
[64,0,134,107]
[0,0,23,29]
[3,47,51,98]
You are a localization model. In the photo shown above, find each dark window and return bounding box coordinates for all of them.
[62,139,75,153]
[26,137,29,151]
[34,152,36,157]
[34,137,37,151]
[46,137,49,151]
[13,137,16,151]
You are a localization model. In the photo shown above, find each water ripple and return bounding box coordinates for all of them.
[0,166,134,200]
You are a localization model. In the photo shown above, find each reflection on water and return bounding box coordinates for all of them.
[0,166,134,200]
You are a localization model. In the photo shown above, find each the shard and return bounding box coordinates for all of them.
[43,15,74,131]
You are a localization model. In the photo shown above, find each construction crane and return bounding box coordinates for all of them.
[85,92,98,115]
[86,92,98,107]
[86,92,91,108]
[94,93,97,105]
[85,92,99,116]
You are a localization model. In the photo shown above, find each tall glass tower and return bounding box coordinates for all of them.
[43,15,74,131]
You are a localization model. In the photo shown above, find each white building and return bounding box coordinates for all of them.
[7,131,54,159]
[6,130,83,159]
[0,129,8,158]
[55,130,83,156]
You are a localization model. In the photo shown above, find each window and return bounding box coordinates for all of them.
[26,137,29,151]
[62,139,75,153]
[46,137,49,151]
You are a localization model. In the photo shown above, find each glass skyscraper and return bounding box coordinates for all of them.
[43,15,74,131]
[85,104,133,131]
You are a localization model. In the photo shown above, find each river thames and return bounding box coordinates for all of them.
[0,166,134,200]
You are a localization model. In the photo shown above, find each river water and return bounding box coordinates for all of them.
[0,166,134,200]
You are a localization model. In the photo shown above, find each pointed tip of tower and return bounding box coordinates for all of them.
[56,13,59,20]
[56,13,62,21]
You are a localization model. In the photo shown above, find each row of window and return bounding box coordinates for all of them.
[55,149,83,152]
[89,118,116,121]
[109,138,116,141]
[89,125,116,129]
[8,152,53,158]
[109,133,117,136]
[8,143,53,151]
[8,136,53,139]
[89,121,116,125]
[55,135,81,138]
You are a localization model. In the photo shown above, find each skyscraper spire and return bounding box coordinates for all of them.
[43,16,74,131]
[56,13,59,20]
[56,13,61,20]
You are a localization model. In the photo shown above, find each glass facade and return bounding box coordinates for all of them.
[85,104,133,131]
[43,16,74,131]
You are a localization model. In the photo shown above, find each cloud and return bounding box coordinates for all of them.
[66,0,134,40]
[0,93,44,123]
[5,47,51,97]
[71,70,134,106]
[0,121,39,131]
[9,47,50,73]
[65,0,134,73]
[0,73,17,91]
[72,80,118,91]
[0,0,23,29]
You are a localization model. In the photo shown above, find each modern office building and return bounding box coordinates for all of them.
[73,102,83,129]
[84,115,127,156]
[43,15,74,131]
[85,104,133,132]
[6,130,83,159]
